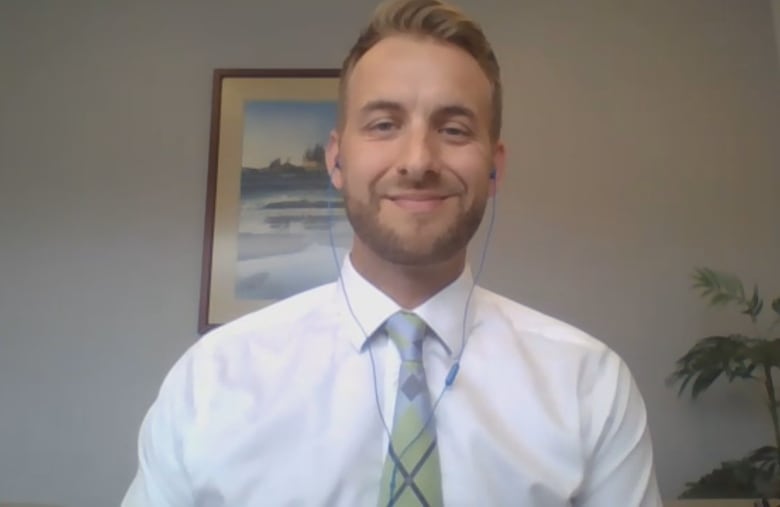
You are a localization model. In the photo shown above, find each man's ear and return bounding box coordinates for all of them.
[489,140,507,197]
[325,130,343,190]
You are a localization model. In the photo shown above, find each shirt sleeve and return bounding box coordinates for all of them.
[121,355,195,507]
[575,350,663,507]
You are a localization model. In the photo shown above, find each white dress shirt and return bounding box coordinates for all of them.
[122,256,661,506]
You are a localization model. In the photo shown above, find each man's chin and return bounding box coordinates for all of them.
[381,250,456,267]
[377,234,464,266]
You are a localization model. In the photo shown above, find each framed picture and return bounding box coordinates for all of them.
[199,69,352,334]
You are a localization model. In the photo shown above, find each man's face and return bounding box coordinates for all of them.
[328,34,505,266]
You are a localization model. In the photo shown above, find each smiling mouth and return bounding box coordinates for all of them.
[387,194,451,212]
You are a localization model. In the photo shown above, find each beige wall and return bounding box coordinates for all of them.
[0,1,778,505]
[775,0,780,63]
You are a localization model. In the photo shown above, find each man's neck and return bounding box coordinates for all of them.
[349,245,466,310]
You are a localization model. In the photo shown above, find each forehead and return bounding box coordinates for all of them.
[345,34,492,116]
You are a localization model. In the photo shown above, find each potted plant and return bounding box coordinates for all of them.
[667,268,780,499]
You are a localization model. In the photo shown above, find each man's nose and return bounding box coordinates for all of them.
[398,124,439,179]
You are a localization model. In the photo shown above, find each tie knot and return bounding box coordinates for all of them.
[384,311,428,362]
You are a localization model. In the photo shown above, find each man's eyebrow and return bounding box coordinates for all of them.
[434,104,477,121]
[357,101,477,121]
[358,100,404,116]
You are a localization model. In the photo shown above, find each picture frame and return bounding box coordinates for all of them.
[199,68,351,334]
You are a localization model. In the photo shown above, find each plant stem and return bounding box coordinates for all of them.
[764,364,780,461]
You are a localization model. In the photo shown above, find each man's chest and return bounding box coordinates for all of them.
[180,377,582,506]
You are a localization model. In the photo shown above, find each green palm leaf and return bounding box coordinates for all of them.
[680,447,780,498]
[692,268,745,305]
[673,268,780,498]
[692,268,764,322]
[667,334,757,399]
[745,446,780,475]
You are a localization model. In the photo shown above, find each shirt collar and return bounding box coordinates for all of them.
[336,254,476,357]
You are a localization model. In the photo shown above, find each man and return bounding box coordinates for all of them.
[122,0,662,505]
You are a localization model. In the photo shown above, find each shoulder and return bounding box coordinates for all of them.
[475,287,640,402]
[473,286,644,412]
[196,282,338,353]
[471,286,635,396]
[157,282,339,400]
[475,287,615,357]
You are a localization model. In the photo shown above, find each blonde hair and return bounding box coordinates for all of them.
[338,0,502,140]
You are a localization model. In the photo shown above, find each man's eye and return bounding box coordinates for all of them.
[441,125,470,138]
[369,121,396,132]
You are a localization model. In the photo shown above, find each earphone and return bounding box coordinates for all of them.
[325,160,498,502]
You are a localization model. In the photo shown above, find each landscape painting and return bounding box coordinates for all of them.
[200,69,348,333]
[236,100,352,300]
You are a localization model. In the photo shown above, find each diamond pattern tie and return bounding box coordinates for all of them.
[377,311,443,507]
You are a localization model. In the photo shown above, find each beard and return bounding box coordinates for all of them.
[342,177,488,266]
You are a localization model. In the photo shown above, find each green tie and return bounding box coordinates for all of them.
[377,311,443,507]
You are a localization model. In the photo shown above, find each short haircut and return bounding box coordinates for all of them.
[338,0,502,140]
